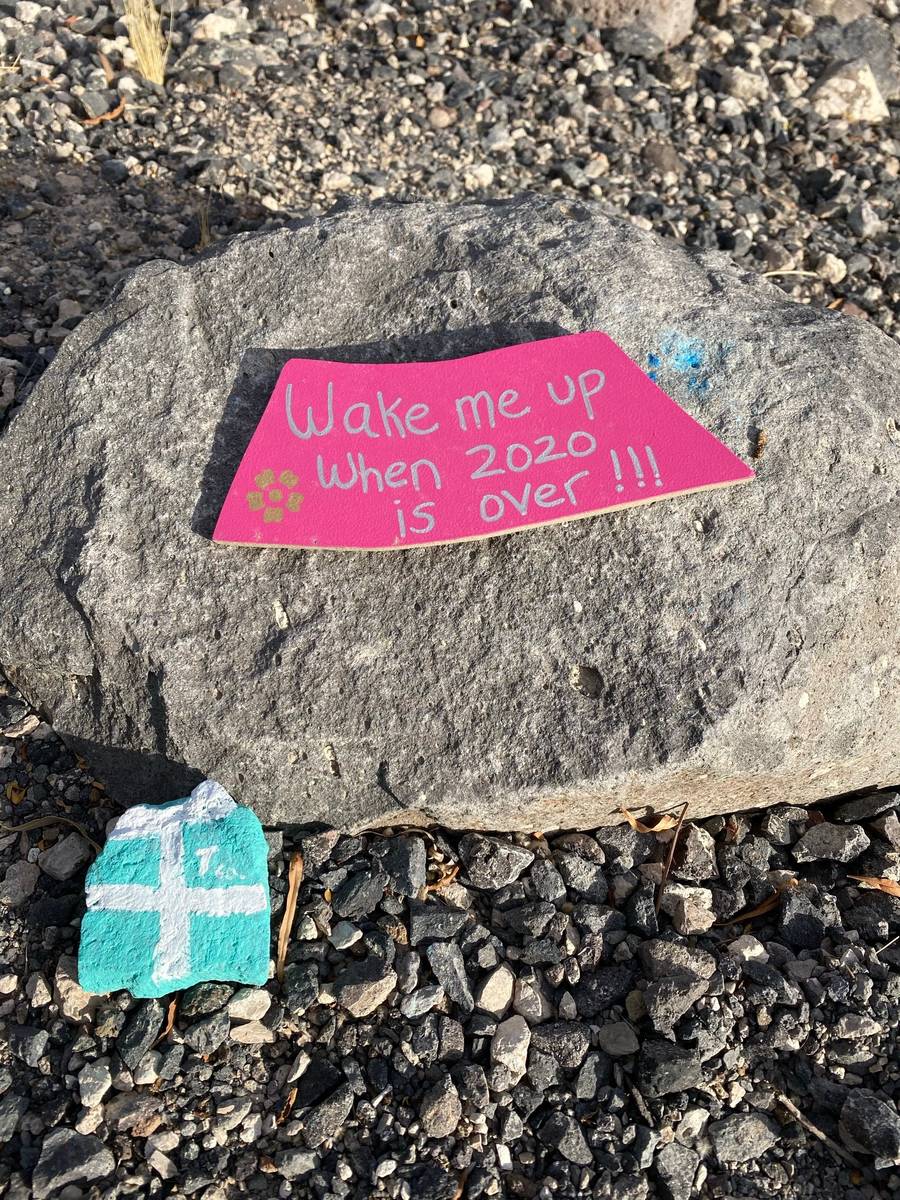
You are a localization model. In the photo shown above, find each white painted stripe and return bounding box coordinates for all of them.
[187,885,268,917]
[85,883,160,910]
[154,821,191,984]
[85,882,266,917]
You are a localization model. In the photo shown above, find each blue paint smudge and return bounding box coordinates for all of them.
[647,331,731,396]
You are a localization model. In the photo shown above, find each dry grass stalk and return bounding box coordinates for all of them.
[197,193,212,251]
[653,802,689,916]
[276,850,304,983]
[125,0,173,87]
[717,891,780,925]
[0,814,101,852]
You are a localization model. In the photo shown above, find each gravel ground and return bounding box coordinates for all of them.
[1,693,900,1199]
[2,0,900,1197]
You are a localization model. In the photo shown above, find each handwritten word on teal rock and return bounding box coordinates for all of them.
[79,781,270,998]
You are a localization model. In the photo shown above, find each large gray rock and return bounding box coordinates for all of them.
[0,196,898,830]
[539,0,695,47]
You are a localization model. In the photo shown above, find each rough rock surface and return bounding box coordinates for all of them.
[31,1128,115,1200]
[808,57,890,122]
[538,0,695,47]
[0,197,899,830]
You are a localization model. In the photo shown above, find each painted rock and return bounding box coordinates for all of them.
[79,781,270,998]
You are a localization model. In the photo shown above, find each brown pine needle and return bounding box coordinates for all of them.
[718,892,780,925]
[715,878,799,926]
[654,802,689,915]
[620,806,681,834]
[849,874,900,897]
[153,997,177,1047]
[0,815,101,852]
[82,99,126,127]
[277,851,304,983]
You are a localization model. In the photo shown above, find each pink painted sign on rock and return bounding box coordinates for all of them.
[213,331,754,551]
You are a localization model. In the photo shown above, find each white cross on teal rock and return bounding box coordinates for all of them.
[78,781,270,998]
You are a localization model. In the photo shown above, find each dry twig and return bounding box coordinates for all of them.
[627,1081,654,1126]
[276,851,304,983]
[774,1091,862,1169]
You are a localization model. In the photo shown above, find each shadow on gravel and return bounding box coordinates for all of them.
[0,157,273,428]
[61,733,207,817]
[191,320,569,539]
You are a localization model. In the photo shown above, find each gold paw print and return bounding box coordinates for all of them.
[247,470,303,523]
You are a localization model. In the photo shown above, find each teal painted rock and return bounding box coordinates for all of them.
[79,781,270,998]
